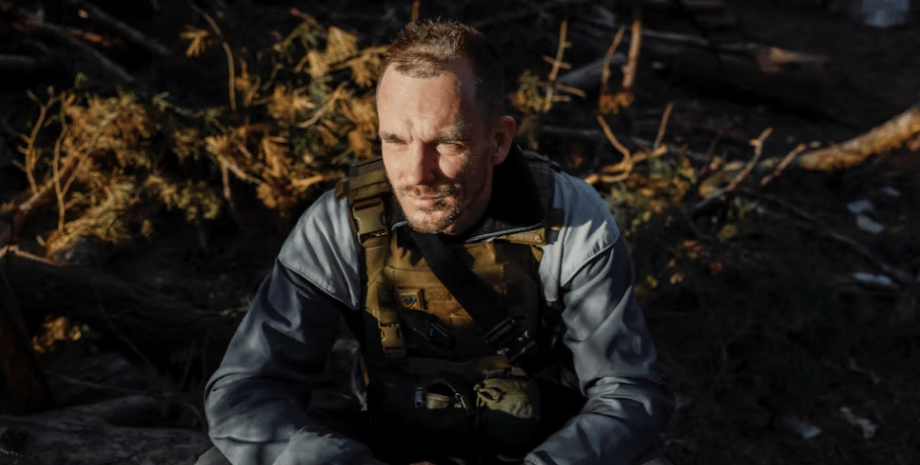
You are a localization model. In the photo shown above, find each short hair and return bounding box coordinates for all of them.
[379,20,505,122]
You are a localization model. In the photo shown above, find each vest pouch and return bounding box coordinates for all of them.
[474,367,542,453]
[371,369,473,444]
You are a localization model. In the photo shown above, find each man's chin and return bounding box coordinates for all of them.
[405,213,455,234]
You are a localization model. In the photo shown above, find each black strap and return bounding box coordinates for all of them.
[409,230,535,363]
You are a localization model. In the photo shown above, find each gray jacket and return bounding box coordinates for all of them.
[204,167,672,465]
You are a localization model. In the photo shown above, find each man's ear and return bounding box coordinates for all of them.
[490,115,517,165]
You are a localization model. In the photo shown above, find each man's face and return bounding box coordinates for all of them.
[377,62,506,235]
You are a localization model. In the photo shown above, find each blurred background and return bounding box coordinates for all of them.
[0,0,918,463]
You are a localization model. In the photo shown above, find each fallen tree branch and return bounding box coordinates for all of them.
[65,0,171,57]
[557,53,626,90]
[621,9,642,94]
[0,54,48,72]
[734,190,917,289]
[17,6,134,82]
[542,19,570,114]
[0,247,54,415]
[796,103,920,170]
[692,127,772,214]
[471,0,590,29]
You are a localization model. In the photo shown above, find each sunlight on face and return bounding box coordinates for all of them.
[376,63,495,234]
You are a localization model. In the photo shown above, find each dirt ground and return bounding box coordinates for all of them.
[1,0,918,464]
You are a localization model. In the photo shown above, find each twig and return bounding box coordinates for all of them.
[47,372,207,426]
[654,102,674,149]
[92,286,156,370]
[0,247,30,336]
[219,159,245,229]
[411,1,420,22]
[20,92,58,195]
[760,143,805,186]
[621,8,642,94]
[48,371,147,395]
[198,8,237,111]
[693,127,772,213]
[65,0,170,57]
[556,54,626,90]
[726,127,772,191]
[542,19,570,114]
[52,128,67,232]
[735,189,916,288]
[17,7,133,82]
[597,114,631,160]
[554,84,586,98]
[61,112,119,197]
[298,84,346,128]
[0,54,46,72]
[218,153,258,182]
[600,26,626,96]
[470,0,590,29]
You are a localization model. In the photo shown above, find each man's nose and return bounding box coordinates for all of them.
[404,142,438,186]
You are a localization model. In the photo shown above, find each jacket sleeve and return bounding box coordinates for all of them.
[204,261,383,465]
[527,174,673,465]
[204,190,384,465]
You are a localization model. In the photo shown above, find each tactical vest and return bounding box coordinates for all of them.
[337,150,574,456]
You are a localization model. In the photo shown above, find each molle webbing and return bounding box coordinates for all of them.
[346,150,559,365]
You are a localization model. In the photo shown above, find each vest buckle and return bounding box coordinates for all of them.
[483,318,536,364]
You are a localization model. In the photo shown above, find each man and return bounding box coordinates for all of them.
[201,20,672,465]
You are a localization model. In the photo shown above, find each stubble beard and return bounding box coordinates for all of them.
[396,184,463,234]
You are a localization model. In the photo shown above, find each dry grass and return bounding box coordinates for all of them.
[9,13,384,258]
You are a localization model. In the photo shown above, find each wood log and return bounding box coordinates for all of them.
[0,246,236,364]
[64,0,171,58]
[556,54,627,90]
[561,25,834,115]
[796,103,920,170]
[0,395,210,465]
[14,6,134,83]
[0,54,47,73]
[0,250,53,414]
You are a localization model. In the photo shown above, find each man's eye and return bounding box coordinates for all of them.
[438,141,465,150]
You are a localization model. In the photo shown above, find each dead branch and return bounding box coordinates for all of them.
[597,114,632,159]
[19,92,59,195]
[622,0,725,11]
[557,53,626,90]
[654,102,674,149]
[0,54,48,72]
[196,7,237,111]
[11,112,118,244]
[471,0,591,29]
[64,0,171,58]
[411,0,420,23]
[542,19,570,114]
[16,7,134,82]
[0,246,237,355]
[735,190,917,289]
[52,128,67,232]
[0,247,54,415]
[693,127,772,213]
[760,143,806,186]
[621,9,642,94]
[796,103,920,170]
[600,26,627,95]
[572,24,832,112]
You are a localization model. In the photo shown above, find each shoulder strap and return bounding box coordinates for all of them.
[409,229,537,365]
[341,158,406,363]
